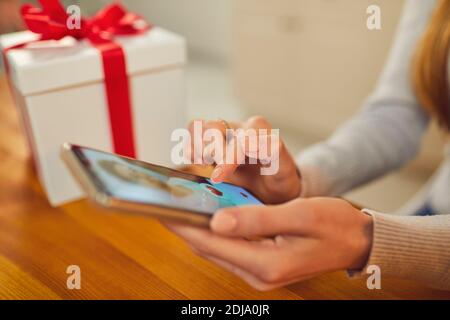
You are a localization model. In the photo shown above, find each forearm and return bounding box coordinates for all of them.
[352,211,450,291]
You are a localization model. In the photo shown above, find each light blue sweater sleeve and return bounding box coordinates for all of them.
[296,0,437,197]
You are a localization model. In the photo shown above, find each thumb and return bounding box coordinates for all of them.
[210,200,317,238]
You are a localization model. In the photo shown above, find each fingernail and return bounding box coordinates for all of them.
[211,166,223,183]
[211,211,237,233]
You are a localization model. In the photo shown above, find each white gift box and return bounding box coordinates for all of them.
[0,28,186,206]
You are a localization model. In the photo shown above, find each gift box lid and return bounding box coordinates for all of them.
[0,27,186,96]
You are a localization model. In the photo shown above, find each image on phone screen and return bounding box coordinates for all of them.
[76,147,263,215]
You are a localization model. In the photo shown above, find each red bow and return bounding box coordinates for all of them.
[21,0,150,44]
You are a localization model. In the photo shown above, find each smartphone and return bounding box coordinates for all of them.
[60,143,264,227]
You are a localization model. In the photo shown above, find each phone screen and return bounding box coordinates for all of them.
[73,146,263,215]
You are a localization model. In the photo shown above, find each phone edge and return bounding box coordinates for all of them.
[60,143,211,227]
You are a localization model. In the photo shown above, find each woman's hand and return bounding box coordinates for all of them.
[166,198,373,291]
[186,116,301,204]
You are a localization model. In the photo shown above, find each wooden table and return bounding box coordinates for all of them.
[1,75,449,300]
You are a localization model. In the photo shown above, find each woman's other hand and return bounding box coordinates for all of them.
[166,198,373,291]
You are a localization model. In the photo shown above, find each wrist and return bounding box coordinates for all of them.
[349,211,374,270]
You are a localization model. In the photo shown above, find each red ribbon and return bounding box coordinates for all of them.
[3,0,151,158]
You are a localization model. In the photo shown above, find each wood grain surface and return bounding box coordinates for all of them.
[0,75,449,300]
